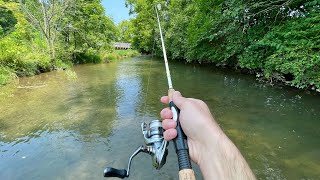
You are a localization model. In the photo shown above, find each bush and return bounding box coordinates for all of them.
[72,48,104,64]
[102,53,118,62]
[113,49,140,58]
[0,34,51,77]
[100,49,140,62]
[240,12,320,91]
[0,1,53,84]
[0,6,17,35]
[0,66,15,85]
[54,59,72,70]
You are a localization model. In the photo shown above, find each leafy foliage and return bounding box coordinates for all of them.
[117,19,135,43]
[60,0,117,63]
[101,49,140,62]
[127,0,320,91]
[126,0,159,53]
[0,6,17,36]
[0,66,15,85]
[240,2,320,90]
[0,1,51,78]
[0,0,120,85]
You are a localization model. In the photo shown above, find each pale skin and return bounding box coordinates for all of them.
[160,91,256,180]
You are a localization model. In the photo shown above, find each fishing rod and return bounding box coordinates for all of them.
[154,4,195,180]
[102,4,195,180]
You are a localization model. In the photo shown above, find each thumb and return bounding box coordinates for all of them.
[172,91,187,109]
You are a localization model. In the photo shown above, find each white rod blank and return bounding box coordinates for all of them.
[155,5,173,89]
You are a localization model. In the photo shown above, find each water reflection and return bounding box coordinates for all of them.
[115,60,142,119]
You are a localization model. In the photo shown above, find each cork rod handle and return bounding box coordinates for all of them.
[179,169,196,180]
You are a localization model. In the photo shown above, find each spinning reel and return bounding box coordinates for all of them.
[104,120,168,178]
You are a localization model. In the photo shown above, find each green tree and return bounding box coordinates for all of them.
[117,19,134,43]
[126,0,159,53]
[19,0,73,60]
[0,1,51,80]
[165,0,195,60]
[127,0,320,91]
[0,0,119,85]
[240,10,320,90]
[61,0,117,63]
[0,6,17,36]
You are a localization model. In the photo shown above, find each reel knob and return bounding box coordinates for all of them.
[104,167,128,179]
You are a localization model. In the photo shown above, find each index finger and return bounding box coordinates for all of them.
[160,96,170,104]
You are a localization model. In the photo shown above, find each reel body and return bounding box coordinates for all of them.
[104,120,168,178]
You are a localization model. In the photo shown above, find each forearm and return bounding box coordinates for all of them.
[199,129,256,180]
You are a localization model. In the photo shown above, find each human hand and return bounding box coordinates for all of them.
[160,91,256,180]
[160,91,223,165]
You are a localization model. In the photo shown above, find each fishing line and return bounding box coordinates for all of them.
[141,33,156,123]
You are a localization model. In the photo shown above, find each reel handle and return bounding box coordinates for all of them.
[168,89,196,180]
[104,167,128,179]
[103,146,146,179]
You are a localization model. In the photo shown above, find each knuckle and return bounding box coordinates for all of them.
[193,99,207,107]
[181,100,193,108]
[198,100,206,106]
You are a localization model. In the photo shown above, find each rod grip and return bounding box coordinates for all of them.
[169,100,192,170]
[179,169,196,180]
[168,89,195,179]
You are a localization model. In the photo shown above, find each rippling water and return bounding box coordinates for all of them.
[0,56,319,180]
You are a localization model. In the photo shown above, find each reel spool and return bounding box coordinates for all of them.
[104,120,168,178]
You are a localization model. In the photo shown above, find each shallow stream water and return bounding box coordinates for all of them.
[1,56,319,180]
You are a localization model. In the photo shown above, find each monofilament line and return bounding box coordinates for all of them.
[141,38,156,123]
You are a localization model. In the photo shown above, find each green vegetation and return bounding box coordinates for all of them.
[1,0,317,91]
[102,50,141,62]
[117,19,134,43]
[126,0,320,91]
[0,1,51,85]
[0,0,139,86]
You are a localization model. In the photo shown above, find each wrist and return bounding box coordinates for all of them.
[198,127,255,180]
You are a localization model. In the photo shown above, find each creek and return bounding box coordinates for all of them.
[0,56,319,179]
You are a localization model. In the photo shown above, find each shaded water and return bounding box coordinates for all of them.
[0,56,319,180]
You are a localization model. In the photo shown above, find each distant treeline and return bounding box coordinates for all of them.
[124,0,320,91]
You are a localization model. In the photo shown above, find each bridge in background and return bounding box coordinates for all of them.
[113,42,132,50]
